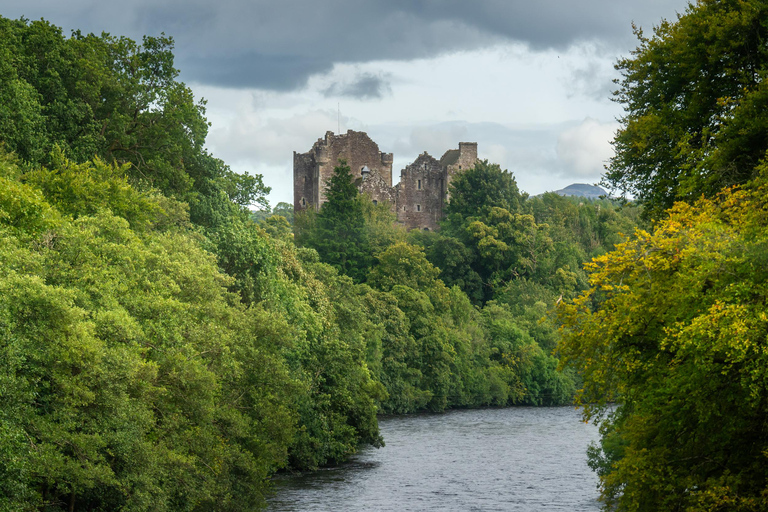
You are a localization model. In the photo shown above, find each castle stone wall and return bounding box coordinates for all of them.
[360,170,398,210]
[294,130,478,231]
[303,130,393,207]
[293,151,317,210]
[395,152,445,231]
[293,151,317,211]
[441,142,478,201]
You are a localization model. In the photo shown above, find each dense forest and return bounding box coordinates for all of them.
[0,15,641,512]
[7,0,768,510]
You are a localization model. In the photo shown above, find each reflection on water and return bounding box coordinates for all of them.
[268,407,601,511]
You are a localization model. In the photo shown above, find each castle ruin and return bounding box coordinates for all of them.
[293,130,478,231]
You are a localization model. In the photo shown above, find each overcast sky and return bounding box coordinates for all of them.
[5,0,691,206]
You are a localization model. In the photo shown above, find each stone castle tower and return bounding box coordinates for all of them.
[293,130,478,231]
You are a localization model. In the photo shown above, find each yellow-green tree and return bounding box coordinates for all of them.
[558,168,768,511]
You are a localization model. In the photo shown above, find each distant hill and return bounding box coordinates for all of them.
[552,183,606,199]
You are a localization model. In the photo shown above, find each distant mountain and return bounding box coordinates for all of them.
[552,183,606,199]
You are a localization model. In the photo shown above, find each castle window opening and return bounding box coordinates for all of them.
[417,179,422,190]
[459,165,462,170]
[416,204,421,212]
[301,197,306,206]
[372,200,378,206]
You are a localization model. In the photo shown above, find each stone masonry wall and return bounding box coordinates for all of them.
[360,170,397,210]
[293,151,316,210]
[395,152,445,231]
[441,142,478,201]
[318,130,393,206]
[293,130,478,231]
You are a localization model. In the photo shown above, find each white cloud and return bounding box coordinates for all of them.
[484,144,509,167]
[556,118,618,178]
[207,109,340,166]
[400,125,469,157]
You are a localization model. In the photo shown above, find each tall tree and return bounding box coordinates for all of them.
[559,167,768,511]
[300,160,373,282]
[444,160,524,221]
[431,160,532,303]
[0,16,269,223]
[0,152,296,511]
[605,0,768,218]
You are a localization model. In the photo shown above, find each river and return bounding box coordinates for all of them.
[268,406,602,511]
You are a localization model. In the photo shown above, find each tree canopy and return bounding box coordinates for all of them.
[298,160,373,282]
[444,160,524,220]
[0,16,269,224]
[559,170,768,510]
[557,2,768,509]
[0,152,296,511]
[605,0,768,218]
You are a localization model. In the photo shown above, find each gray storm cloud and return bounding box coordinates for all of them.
[5,0,687,90]
[322,73,393,100]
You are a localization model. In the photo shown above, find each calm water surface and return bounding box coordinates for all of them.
[268,407,601,511]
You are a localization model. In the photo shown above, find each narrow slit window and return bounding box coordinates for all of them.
[417,179,422,190]
[416,204,421,212]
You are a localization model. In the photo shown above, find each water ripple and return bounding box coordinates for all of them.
[269,407,601,511]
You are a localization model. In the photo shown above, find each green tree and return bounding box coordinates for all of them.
[444,160,524,221]
[272,201,295,225]
[408,230,484,304]
[605,0,768,218]
[434,161,547,304]
[0,16,270,226]
[441,204,553,304]
[252,202,294,226]
[481,302,574,405]
[282,248,384,469]
[368,242,441,292]
[0,154,297,511]
[299,160,373,282]
[558,168,768,510]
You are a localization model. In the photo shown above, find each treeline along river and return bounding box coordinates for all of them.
[268,407,601,511]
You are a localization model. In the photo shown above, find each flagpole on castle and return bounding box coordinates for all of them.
[337,103,340,134]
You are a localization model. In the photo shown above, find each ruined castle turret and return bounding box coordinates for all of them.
[294,130,478,231]
[293,130,393,210]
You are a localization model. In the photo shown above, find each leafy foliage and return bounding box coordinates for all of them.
[0,156,295,511]
[298,161,373,282]
[0,16,269,223]
[444,160,524,219]
[605,0,768,218]
[559,171,768,511]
